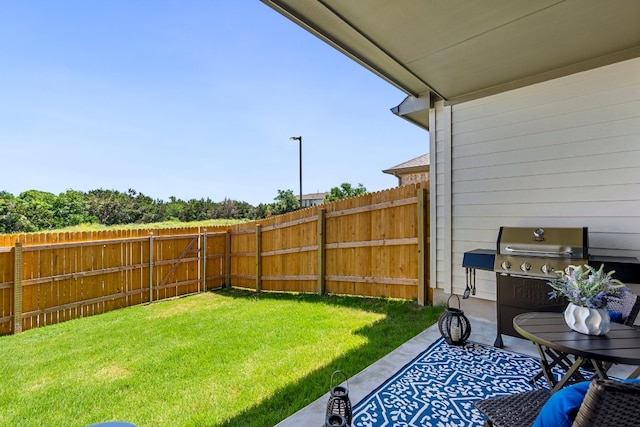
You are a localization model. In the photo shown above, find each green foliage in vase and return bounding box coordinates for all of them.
[548,264,627,309]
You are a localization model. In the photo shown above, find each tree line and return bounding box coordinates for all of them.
[0,183,367,233]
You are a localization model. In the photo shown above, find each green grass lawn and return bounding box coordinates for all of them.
[0,288,443,427]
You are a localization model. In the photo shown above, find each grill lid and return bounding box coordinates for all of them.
[497,227,588,258]
[494,227,588,278]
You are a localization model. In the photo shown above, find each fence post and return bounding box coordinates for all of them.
[317,208,326,295]
[149,232,154,303]
[255,224,262,292]
[225,230,231,288]
[202,229,207,292]
[417,188,428,306]
[13,242,23,334]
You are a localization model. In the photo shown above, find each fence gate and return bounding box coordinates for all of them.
[150,234,201,302]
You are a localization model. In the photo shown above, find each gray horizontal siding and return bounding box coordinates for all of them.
[440,57,640,298]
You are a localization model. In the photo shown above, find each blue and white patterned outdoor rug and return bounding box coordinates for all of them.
[351,338,551,427]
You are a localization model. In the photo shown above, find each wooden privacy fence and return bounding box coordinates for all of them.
[0,227,229,335]
[228,184,429,301]
[0,184,429,335]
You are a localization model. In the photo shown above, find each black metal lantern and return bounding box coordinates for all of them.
[324,412,348,427]
[438,294,472,346]
[325,370,352,427]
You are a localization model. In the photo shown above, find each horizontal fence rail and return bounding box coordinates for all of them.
[0,184,429,335]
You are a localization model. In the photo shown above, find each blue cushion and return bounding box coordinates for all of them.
[87,423,137,427]
[609,311,623,323]
[533,379,640,427]
[532,381,590,427]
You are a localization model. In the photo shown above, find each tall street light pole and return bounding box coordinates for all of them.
[289,136,302,209]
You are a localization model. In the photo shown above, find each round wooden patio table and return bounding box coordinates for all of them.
[513,311,640,392]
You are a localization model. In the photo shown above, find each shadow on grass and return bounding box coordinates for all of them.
[212,287,445,427]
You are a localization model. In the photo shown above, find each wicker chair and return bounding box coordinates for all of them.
[474,379,640,427]
[609,291,640,327]
[473,389,550,427]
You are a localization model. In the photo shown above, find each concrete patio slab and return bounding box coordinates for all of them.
[275,317,637,427]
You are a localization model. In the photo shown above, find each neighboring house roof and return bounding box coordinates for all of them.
[261,1,640,129]
[382,153,430,176]
[302,192,328,201]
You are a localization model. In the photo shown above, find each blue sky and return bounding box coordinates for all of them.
[0,1,428,206]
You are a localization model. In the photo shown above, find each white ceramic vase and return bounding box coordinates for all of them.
[564,302,611,335]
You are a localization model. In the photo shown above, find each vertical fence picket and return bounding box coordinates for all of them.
[225,231,231,287]
[255,224,262,292]
[0,247,12,334]
[417,188,428,306]
[149,233,154,303]
[318,208,326,296]
[202,229,207,292]
[13,243,22,334]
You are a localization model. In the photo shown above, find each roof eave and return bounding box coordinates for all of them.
[259,0,438,99]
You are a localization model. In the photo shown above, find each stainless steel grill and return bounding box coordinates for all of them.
[493,226,589,347]
[494,227,588,279]
[463,226,640,348]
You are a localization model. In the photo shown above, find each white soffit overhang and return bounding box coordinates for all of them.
[261,0,640,129]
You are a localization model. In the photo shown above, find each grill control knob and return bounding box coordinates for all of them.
[541,264,554,274]
[501,261,511,270]
[520,262,531,272]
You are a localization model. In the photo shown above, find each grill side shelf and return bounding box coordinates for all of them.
[462,249,495,271]
[589,255,640,284]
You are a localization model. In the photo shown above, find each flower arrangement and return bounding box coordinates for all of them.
[548,264,627,309]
